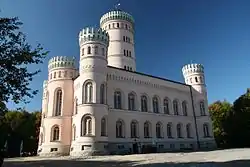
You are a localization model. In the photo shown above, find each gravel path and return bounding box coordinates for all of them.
[3,149,250,167]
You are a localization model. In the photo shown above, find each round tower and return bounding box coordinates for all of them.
[182,63,207,95]
[70,27,109,156]
[100,10,136,71]
[38,56,77,156]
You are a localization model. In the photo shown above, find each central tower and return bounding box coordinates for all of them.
[100,9,136,71]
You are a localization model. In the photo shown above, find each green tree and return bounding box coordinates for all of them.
[226,90,250,148]
[0,17,48,115]
[208,100,232,148]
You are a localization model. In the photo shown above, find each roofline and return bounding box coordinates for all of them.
[107,66,189,87]
[73,66,189,87]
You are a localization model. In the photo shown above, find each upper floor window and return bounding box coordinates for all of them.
[117,23,119,28]
[130,121,138,138]
[54,89,62,116]
[116,120,125,138]
[144,121,151,138]
[128,93,136,111]
[163,98,170,114]
[200,101,206,116]
[84,82,93,103]
[177,123,182,138]
[152,96,159,113]
[167,123,172,138]
[186,124,191,138]
[114,91,122,109]
[182,101,188,116]
[156,122,163,138]
[141,95,148,112]
[173,100,179,115]
[195,77,198,82]
[100,84,105,104]
[87,46,91,54]
[101,117,107,136]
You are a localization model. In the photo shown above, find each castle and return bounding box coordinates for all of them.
[38,9,216,156]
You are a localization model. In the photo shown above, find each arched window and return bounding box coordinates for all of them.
[87,46,91,54]
[173,100,179,115]
[116,120,125,138]
[94,46,98,54]
[141,95,148,112]
[54,89,62,116]
[167,123,172,138]
[186,124,192,138]
[84,82,93,103]
[152,96,159,113]
[100,84,105,104]
[144,121,151,138]
[177,123,182,138]
[114,91,122,109]
[72,125,76,141]
[131,121,138,138]
[128,93,135,111]
[81,116,92,136]
[51,126,60,141]
[203,124,210,137]
[74,97,78,115]
[101,117,107,136]
[195,77,198,82]
[200,101,206,116]
[182,101,188,116]
[163,98,170,114]
[156,122,163,138]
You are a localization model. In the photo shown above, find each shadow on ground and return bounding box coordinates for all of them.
[3,159,250,167]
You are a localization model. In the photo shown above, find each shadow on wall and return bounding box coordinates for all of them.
[3,159,250,167]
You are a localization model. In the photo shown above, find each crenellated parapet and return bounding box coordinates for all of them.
[79,27,109,46]
[48,56,76,71]
[182,63,204,76]
[100,10,134,27]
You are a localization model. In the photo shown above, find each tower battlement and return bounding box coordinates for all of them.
[182,63,204,76]
[100,10,134,26]
[79,27,109,46]
[48,56,76,71]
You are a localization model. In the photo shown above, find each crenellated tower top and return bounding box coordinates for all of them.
[100,10,134,27]
[182,63,204,76]
[48,56,76,71]
[79,27,109,46]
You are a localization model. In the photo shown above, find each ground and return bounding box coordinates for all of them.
[3,149,250,167]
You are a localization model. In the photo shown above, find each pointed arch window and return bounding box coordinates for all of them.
[101,117,107,136]
[144,121,151,138]
[163,98,170,114]
[128,93,135,111]
[116,120,125,138]
[203,124,210,137]
[200,101,206,116]
[54,89,62,116]
[156,122,163,138]
[51,126,60,141]
[182,101,188,116]
[84,82,93,103]
[141,95,148,112]
[100,83,105,104]
[167,123,172,138]
[153,96,159,113]
[186,124,191,138]
[114,91,122,109]
[173,100,179,115]
[87,46,91,54]
[177,124,182,138]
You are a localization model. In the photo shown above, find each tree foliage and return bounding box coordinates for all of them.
[0,17,48,113]
[209,89,250,148]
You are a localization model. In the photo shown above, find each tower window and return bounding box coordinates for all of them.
[124,50,126,56]
[126,50,129,57]
[195,77,198,83]
[129,51,131,57]
[87,46,91,54]
[125,24,128,29]
[108,24,111,29]
[117,23,119,28]
[123,36,125,42]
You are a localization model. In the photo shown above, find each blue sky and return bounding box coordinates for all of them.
[1,0,250,111]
